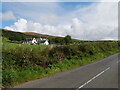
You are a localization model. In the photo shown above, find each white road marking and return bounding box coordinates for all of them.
[76,67,110,89]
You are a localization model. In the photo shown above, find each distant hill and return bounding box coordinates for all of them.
[1,29,62,38]
[1,28,85,44]
[23,32,60,38]
[0,29,64,41]
[1,29,39,41]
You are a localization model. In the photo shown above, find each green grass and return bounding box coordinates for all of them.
[2,37,120,87]
[2,37,54,51]
[2,48,119,87]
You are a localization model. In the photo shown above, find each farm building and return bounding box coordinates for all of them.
[21,38,37,45]
[21,38,49,45]
[37,38,49,45]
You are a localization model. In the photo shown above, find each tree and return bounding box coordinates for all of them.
[64,35,71,44]
[55,37,65,45]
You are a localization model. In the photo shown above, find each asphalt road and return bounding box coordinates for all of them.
[14,53,120,88]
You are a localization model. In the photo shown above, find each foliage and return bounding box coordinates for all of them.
[2,29,38,42]
[2,36,120,87]
[48,35,72,45]
[64,35,71,44]
[2,29,83,45]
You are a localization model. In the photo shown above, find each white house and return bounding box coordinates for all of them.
[32,38,37,44]
[21,38,37,45]
[37,38,49,45]
[21,38,49,45]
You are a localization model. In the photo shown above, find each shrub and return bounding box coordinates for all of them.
[2,69,18,86]
[2,41,120,86]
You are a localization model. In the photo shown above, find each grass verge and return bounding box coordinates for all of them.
[3,48,119,87]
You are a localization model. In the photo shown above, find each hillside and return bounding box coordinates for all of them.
[1,29,120,88]
[0,29,60,41]
[0,28,61,38]
[1,29,81,44]
[1,29,39,41]
[23,32,60,38]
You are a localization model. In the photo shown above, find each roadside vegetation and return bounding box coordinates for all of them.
[2,37,120,87]
[1,29,120,87]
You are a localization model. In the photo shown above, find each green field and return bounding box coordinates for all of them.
[2,37,54,51]
[1,30,120,87]
[2,36,120,87]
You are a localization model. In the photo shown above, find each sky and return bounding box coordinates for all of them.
[0,0,119,40]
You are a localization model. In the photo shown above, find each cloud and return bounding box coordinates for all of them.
[71,2,118,40]
[39,13,59,24]
[5,18,27,32]
[3,2,63,24]
[5,18,70,36]
[4,2,118,40]
[0,11,16,21]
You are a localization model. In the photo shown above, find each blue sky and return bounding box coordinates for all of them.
[1,1,118,40]
[2,2,93,28]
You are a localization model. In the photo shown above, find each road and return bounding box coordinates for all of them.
[14,53,120,88]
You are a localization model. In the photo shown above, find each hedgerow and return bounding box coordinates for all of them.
[2,41,120,87]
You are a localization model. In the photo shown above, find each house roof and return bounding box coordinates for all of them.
[40,40,46,43]
[24,38,33,41]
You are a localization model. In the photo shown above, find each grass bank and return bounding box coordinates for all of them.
[2,41,120,87]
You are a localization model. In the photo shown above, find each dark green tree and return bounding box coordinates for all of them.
[55,37,65,45]
[64,35,71,44]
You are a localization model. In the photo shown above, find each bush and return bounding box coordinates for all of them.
[2,69,18,86]
[2,41,120,86]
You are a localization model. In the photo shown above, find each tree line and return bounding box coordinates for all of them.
[2,29,73,45]
[48,35,71,45]
[2,29,38,41]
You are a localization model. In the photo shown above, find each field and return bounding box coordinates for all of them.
[2,37,54,50]
[1,29,120,87]
[2,36,120,87]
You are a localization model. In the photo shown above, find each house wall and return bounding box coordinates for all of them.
[32,39,37,45]
[22,41,32,45]
[21,38,49,45]
[44,41,49,45]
